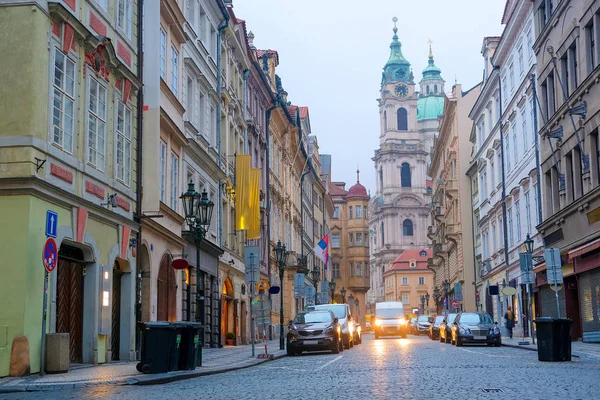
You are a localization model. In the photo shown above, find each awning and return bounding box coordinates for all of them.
[568,238,600,261]
[533,262,546,273]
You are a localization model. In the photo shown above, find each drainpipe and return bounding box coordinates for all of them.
[134,0,144,357]
[243,69,249,153]
[493,64,509,268]
[215,0,229,349]
[216,11,229,247]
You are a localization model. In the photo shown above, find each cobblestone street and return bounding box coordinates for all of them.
[4,334,600,400]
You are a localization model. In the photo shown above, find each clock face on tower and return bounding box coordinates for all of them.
[395,84,408,97]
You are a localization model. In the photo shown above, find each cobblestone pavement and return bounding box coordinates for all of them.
[3,334,600,400]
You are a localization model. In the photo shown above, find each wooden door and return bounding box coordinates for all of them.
[111,268,122,361]
[157,254,176,321]
[56,259,84,363]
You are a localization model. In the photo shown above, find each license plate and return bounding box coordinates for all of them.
[304,340,318,345]
[474,335,487,340]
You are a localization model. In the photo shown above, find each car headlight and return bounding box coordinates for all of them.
[399,318,406,325]
[490,326,500,335]
[375,319,382,326]
[459,326,471,335]
[324,325,334,333]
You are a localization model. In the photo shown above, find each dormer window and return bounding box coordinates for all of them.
[419,250,427,257]
[409,259,417,269]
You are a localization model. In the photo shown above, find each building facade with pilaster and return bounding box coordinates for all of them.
[0,0,141,376]
[534,0,600,342]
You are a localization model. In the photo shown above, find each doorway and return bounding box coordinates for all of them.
[157,254,176,321]
[56,245,85,363]
[565,276,582,341]
[111,261,123,361]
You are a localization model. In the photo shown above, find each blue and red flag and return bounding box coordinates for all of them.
[313,234,329,269]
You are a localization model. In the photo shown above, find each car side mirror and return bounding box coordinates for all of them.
[494,321,498,325]
[334,318,339,324]
[452,321,457,325]
[442,320,446,324]
[288,320,293,326]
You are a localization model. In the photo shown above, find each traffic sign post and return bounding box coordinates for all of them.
[544,248,563,318]
[45,210,58,238]
[452,299,459,310]
[41,236,58,377]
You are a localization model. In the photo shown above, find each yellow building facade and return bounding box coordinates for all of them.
[0,1,141,376]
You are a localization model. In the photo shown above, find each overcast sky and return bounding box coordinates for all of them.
[233,0,506,193]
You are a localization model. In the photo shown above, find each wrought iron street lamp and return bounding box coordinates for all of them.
[340,287,347,304]
[181,181,214,323]
[273,240,287,350]
[425,292,430,314]
[443,280,450,311]
[523,233,536,345]
[329,279,336,303]
[311,266,321,304]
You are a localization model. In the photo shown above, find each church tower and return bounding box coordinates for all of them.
[368,19,442,304]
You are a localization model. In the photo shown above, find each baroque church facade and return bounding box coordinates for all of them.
[367,19,445,306]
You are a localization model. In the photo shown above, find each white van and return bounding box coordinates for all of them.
[374,302,408,338]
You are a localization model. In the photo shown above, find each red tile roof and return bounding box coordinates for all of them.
[299,106,309,119]
[386,249,432,272]
[329,182,347,197]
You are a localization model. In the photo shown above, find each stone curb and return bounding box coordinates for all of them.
[0,353,287,394]
[501,342,581,358]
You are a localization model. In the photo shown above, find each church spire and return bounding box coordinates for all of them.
[382,17,411,86]
[356,167,360,183]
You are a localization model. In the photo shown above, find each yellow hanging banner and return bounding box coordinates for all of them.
[247,168,261,239]
[235,154,251,231]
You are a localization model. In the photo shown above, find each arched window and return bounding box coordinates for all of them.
[426,85,430,94]
[383,110,387,130]
[401,162,411,187]
[381,222,385,244]
[397,108,408,130]
[434,84,438,93]
[379,168,383,189]
[403,219,413,236]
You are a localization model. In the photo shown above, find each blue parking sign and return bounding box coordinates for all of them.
[46,210,58,238]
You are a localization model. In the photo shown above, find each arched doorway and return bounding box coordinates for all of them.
[157,253,176,321]
[56,244,85,363]
[221,277,234,345]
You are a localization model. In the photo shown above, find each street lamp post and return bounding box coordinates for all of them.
[311,266,321,305]
[443,280,450,312]
[420,295,425,314]
[329,280,336,303]
[341,287,347,304]
[433,286,440,313]
[273,241,287,350]
[524,234,536,345]
[425,292,430,314]
[180,181,214,323]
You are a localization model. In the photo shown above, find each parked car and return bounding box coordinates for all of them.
[429,316,445,340]
[416,315,434,335]
[307,304,354,348]
[409,317,418,335]
[439,313,458,343]
[451,312,501,347]
[286,310,343,356]
[353,322,362,344]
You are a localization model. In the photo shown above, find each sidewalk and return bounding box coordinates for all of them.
[501,336,600,360]
[0,340,285,393]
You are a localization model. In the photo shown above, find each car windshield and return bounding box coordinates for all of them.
[446,314,458,323]
[312,305,347,318]
[417,316,433,323]
[293,312,332,324]
[459,313,493,324]
[376,309,404,319]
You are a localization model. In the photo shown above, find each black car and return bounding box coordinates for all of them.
[439,313,458,344]
[451,312,502,347]
[287,310,343,356]
[429,316,445,340]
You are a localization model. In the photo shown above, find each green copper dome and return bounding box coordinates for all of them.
[420,46,443,82]
[417,96,445,121]
[382,17,412,85]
